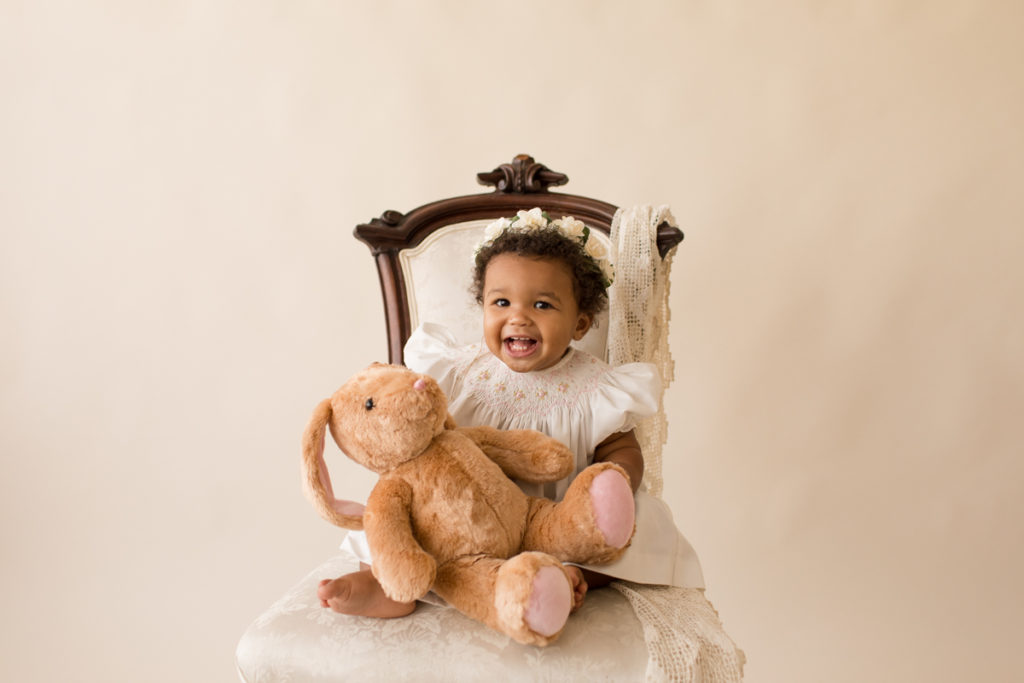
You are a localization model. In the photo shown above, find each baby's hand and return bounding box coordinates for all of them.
[564,565,588,612]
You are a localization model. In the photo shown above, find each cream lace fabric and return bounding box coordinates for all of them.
[608,205,678,499]
[611,582,745,683]
[607,206,745,682]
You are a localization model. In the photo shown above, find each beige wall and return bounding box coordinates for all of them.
[2,2,1021,681]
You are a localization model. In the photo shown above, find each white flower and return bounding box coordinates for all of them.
[475,208,614,286]
[513,208,547,230]
[600,260,615,285]
[484,217,511,242]
[585,236,608,262]
[553,216,586,240]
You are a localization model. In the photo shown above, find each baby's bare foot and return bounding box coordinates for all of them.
[317,569,415,618]
[564,565,588,612]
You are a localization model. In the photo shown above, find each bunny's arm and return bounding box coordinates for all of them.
[363,476,436,602]
[456,425,574,484]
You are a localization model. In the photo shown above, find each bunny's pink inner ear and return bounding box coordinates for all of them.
[301,399,365,530]
[316,446,336,499]
[333,500,366,517]
[317,449,367,521]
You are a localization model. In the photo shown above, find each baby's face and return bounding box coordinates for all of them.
[481,253,592,373]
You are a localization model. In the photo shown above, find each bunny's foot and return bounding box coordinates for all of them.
[495,552,573,645]
[588,467,635,548]
[522,462,636,565]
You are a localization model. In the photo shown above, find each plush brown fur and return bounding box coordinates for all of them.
[302,362,634,646]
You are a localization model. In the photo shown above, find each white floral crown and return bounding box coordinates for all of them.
[476,208,615,287]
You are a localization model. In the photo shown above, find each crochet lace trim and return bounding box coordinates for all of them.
[611,582,746,682]
[608,207,745,682]
[607,205,677,498]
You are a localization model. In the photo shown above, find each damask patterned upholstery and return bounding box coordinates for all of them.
[236,551,652,682]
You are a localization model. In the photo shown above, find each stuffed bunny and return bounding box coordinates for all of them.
[301,362,636,646]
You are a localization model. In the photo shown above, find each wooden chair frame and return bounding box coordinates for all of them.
[353,154,683,364]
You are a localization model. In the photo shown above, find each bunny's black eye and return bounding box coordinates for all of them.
[364,398,375,410]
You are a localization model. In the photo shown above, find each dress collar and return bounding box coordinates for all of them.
[481,346,578,378]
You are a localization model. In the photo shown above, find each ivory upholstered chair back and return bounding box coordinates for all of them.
[353,154,682,366]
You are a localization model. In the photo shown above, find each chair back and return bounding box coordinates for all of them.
[354,154,681,365]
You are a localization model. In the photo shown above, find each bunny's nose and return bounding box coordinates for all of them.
[413,378,427,391]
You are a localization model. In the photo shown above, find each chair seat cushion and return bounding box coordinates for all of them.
[237,553,650,682]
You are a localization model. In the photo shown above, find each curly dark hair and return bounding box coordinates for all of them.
[471,228,609,318]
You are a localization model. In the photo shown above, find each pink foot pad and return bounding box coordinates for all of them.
[590,469,635,548]
[523,566,572,637]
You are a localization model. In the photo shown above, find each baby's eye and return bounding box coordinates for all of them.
[533,301,552,310]
[493,298,510,307]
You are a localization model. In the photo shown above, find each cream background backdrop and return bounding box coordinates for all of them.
[2,2,1021,681]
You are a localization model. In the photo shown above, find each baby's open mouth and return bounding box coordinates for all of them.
[504,336,538,357]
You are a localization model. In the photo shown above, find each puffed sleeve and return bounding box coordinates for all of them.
[403,322,468,398]
[588,361,662,448]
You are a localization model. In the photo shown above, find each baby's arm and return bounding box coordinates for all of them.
[593,429,644,493]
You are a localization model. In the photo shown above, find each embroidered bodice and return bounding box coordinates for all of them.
[405,323,660,500]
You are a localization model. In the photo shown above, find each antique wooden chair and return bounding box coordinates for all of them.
[236,155,743,682]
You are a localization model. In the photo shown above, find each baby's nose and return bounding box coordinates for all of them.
[508,308,530,323]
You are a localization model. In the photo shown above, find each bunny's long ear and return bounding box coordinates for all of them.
[301,398,366,530]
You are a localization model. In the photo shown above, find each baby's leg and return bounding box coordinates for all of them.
[317,563,415,618]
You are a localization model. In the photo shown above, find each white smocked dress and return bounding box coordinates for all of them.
[400,322,705,588]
